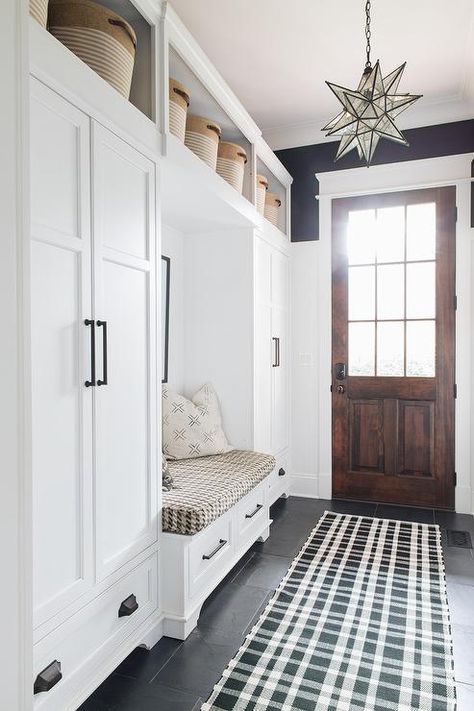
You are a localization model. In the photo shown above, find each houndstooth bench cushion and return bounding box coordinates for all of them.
[162,450,276,535]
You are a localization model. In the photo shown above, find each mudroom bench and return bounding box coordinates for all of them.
[161,450,288,639]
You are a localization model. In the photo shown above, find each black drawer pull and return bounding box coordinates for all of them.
[245,503,263,519]
[84,319,96,387]
[34,660,62,694]
[96,320,108,386]
[278,468,286,477]
[272,336,278,367]
[202,539,227,560]
[118,593,139,618]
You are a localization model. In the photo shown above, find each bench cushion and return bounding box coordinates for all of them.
[162,450,276,535]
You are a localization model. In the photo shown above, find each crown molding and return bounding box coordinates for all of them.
[264,96,474,151]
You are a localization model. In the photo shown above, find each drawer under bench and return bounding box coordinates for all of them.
[161,477,271,640]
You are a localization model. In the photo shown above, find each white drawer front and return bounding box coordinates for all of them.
[33,553,158,709]
[235,482,269,553]
[188,514,233,601]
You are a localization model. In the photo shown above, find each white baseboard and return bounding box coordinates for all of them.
[290,474,318,498]
[318,472,332,499]
[455,485,473,515]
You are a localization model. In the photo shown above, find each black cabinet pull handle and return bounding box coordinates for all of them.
[34,660,62,694]
[97,320,108,386]
[278,468,286,477]
[118,593,139,618]
[202,539,227,560]
[276,337,281,367]
[84,319,95,387]
[272,337,278,367]
[245,503,263,519]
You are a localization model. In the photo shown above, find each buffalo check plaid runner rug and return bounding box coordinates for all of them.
[202,511,456,711]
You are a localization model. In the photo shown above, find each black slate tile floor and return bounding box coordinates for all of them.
[79,497,474,711]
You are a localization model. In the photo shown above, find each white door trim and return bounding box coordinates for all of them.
[0,0,32,708]
[315,153,474,513]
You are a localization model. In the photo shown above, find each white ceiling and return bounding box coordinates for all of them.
[170,0,474,149]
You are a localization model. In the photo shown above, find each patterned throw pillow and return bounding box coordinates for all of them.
[162,383,233,460]
[162,454,174,492]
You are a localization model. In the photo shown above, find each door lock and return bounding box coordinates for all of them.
[336,384,345,394]
[335,363,347,380]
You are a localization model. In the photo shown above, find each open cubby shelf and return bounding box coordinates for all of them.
[30,0,291,237]
[168,45,255,208]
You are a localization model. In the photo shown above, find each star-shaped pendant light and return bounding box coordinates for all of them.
[322,1,422,165]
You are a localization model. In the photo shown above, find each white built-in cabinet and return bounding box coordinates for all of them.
[27,0,292,705]
[255,237,290,457]
[254,234,290,504]
[92,123,158,582]
[30,78,160,710]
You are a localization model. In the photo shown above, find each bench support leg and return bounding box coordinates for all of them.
[163,605,203,641]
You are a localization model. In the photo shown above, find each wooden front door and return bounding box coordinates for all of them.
[332,187,456,509]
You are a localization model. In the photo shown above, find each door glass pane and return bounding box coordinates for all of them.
[406,262,435,319]
[349,322,375,376]
[349,266,375,320]
[377,321,404,376]
[406,320,435,376]
[377,264,404,320]
[376,206,405,263]
[407,203,436,261]
[347,209,376,265]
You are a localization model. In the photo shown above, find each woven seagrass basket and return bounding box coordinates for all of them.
[169,79,190,143]
[264,192,282,227]
[30,0,49,27]
[48,0,137,99]
[184,115,221,170]
[256,174,268,215]
[216,142,247,194]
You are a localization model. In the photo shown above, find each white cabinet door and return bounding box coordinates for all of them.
[254,238,272,453]
[271,250,290,455]
[30,79,93,627]
[92,123,158,581]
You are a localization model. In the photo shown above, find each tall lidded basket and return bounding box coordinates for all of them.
[169,79,190,143]
[264,192,282,228]
[48,0,137,99]
[185,115,222,170]
[256,174,268,215]
[216,142,247,194]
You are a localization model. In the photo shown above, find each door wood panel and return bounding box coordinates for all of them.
[30,79,93,627]
[92,123,157,581]
[332,187,456,509]
[349,399,384,473]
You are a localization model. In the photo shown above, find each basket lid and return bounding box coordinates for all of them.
[265,192,282,207]
[257,174,269,188]
[48,0,137,55]
[186,114,222,139]
[169,78,190,107]
[218,141,247,164]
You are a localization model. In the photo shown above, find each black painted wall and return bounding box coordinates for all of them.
[275,120,474,242]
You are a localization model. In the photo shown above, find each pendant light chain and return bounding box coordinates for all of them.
[365,0,372,68]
